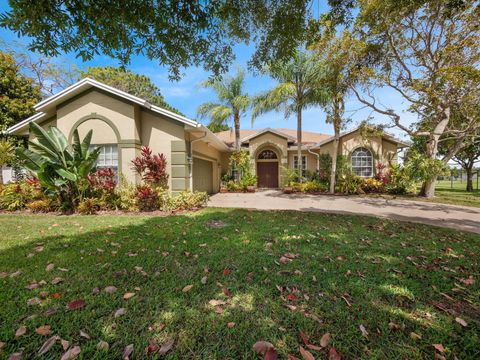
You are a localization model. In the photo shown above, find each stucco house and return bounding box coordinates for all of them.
[6,78,408,193]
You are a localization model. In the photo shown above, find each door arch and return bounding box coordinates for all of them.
[256,149,279,188]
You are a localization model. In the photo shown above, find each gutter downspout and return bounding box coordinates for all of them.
[307,146,320,174]
[188,132,207,191]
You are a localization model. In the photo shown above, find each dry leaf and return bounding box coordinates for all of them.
[122,344,134,359]
[104,286,117,294]
[15,326,27,338]
[38,336,58,355]
[227,322,235,328]
[158,339,174,355]
[27,297,41,306]
[265,348,278,360]
[201,276,208,285]
[97,341,109,350]
[80,330,90,339]
[299,331,309,345]
[36,325,52,336]
[7,352,22,360]
[45,263,54,271]
[61,339,70,351]
[209,299,227,307]
[410,332,422,340]
[253,341,274,355]
[115,308,126,318]
[51,277,63,285]
[60,345,81,360]
[328,347,341,360]
[455,317,467,327]
[433,344,445,353]
[299,346,315,360]
[67,299,86,310]
[320,333,330,348]
[359,324,369,339]
[222,287,232,297]
[123,292,135,300]
[182,285,193,293]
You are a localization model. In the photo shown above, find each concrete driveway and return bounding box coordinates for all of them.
[208,190,480,234]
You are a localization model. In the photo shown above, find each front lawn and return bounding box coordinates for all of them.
[0,209,479,359]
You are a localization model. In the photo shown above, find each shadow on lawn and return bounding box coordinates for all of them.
[0,209,478,359]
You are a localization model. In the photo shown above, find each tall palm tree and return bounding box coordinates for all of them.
[252,51,329,178]
[197,68,250,150]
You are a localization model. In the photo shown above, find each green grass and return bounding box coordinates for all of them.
[423,180,480,208]
[0,209,479,359]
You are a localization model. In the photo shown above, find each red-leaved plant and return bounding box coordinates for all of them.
[87,168,117,193]
[375,163,392,185]
[135,184,158,211]
[131,146,169,189]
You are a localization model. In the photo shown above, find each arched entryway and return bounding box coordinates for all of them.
[256,149,279,188]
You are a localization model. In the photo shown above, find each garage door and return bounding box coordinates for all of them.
[192,157,213,194]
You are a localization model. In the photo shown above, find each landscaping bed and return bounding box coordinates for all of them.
[0,209,478,359]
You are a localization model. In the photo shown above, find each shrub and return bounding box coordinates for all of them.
[318,154,349,185]
[239,173,257,190]
[131,146,169,189]
[135,184,159,211]
[303,181,328,193]
[226,180,242,192]
[361,178,385,193]
[77,198,100,215]
[336,172,364,194]
[282,167,299,187]
[115,175,137,211]
[165,191,208,211]
[27,199,52,213]
[384,165,417,195]
[87,168,118,209]
[0,181,43,211]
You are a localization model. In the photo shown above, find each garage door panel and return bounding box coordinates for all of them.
[192,157,213,194]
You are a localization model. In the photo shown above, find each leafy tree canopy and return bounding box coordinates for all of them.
[80,67,182,115]
[206,123,230,133]
[0,51,41,131]
[0,1,311,79]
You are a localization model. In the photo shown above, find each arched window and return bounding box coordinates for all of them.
[351,147,373,177]
[258,150,277,160]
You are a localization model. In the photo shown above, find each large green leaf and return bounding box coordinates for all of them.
[55,168,77,182]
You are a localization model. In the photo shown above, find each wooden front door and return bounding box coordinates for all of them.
[257,162,279,188]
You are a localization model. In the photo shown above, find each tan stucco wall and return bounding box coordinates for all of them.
[192,141,222,192]
[75,119,117,144]
[382,139,398,164]
[287,150,318,173]
[140,109,186,190]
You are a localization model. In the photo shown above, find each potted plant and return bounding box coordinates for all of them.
[220,173,232,193]
[282,167,298,194]
[240,173,257,192]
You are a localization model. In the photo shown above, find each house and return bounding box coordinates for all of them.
[6,78,408,192]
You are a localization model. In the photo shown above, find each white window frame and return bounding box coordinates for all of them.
[351,147,373,177]
[293,155,307,176]
[90,144,119,170]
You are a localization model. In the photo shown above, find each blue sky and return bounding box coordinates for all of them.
[0,1,415,140]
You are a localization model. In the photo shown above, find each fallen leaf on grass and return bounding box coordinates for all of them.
[61,339,70,351]
[299,331,309,345]
[182,285,193,293]
[96,341,109,350]
[67,299,86,310]
[223,268,231,276]
[60,346,81,360]
[388,322,401,331]
[299,346,315,360]
[287,294,297,301]
[253,341,274,355]
[265,348,278,360]
[279,256,292,264]
[7,352,22,360]
[328,347,341,360]
[51,277,63,285]
[115,308,126,318]
[122,344,133,359]
[51,293,61,299]
[80,330,90,339]
[15,326,27,338]
[45,263,54,271]
[104,286,117,294]
[158,339,175,355]
[320,333,330,348]
[433,344,445,353]
[288,355,301,360]
[201,276,208,284]
[227,322,235,328]
[359,324,369,339]
[27,297,41,306]
[123,292,135,300]
[455,317,467,327]
[222,287,232,297]
[36,325,52,336]
[38,336,58,355]
[410,332,422,340]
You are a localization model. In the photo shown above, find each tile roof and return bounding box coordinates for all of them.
[214,128,331,147]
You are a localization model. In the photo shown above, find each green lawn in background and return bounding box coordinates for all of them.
[0,209,479,359]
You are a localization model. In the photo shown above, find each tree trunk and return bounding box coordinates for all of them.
[466,166,474,192]
[420,177,437,197]
[329,122,340,194]
[233,111,241,181]
[296,109,302,182]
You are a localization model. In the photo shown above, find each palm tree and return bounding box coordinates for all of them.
[252,51,329,178]
[197,68,250,150]
[0,138,15,185]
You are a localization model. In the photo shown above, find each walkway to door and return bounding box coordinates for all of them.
[208,190,480,234]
